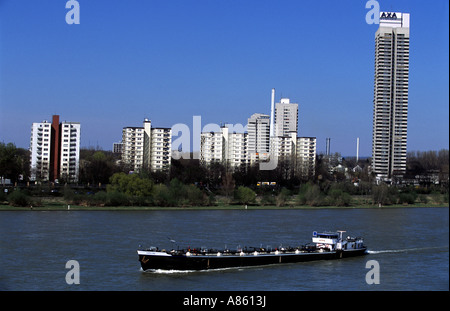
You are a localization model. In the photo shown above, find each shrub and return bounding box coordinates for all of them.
[63,186,76,202]
[234,186,256,205]
[150,179,207,207]
[169,178,188,206]
[372,183,396,205]
[185,184,206,206]
[152,184,171,206]
[259,193,276,206]
[107,172,153,197]
[0,189,7,203]
[298,182,324,206]
[326,189,352,206]
[298,182,319,206]
[8,189,31,207]
[398,191,417,204]
[88,191,108,206]
[418,194,429,204]
[276,188,291,207]
[107,191,130,206]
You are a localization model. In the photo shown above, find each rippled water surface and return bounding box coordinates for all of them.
[0,207,448,290]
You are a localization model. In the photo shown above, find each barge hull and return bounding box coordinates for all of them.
[138,248,367,271]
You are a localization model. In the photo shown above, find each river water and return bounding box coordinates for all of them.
[0,207,448,291]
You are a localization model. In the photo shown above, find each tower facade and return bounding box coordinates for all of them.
[121,119,172,173]
[200,126,248,171]
[371,12,410,181]
[30,115,81,182]
[247,113,270,154]
[274,98,298,137]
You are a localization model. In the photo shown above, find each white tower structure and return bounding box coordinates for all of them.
[371,12,410,180]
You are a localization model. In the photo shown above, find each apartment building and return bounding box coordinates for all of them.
[274,98,298,137]
[200,131,225,165]
[122,126,145,172]
[30,121,52,181]
[29,115,80,182]
[296,137,317,179]
[200,126,248,171]
[225,130,247,170]
[121,119,171,173]
[247,113,270,155]
[149,127,172,171]
[270,133,296,162]
[268,134,316,179]
[59,121,81,182]
[199,124,316,178]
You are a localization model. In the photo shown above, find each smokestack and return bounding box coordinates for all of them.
[356,137,360,162]
[326,138,331,156]
[270,88,275,137]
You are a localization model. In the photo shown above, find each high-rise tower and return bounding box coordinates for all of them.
[371,12,410,181]
[29,115,81,182]
[274,98,298,137]
[247,113,270,154]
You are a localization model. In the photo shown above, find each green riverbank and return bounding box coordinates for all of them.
[1,202,447,211]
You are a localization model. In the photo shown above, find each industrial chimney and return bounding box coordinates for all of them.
[270,88,275,137]
[326,138,331,156]
[356,137,360,162]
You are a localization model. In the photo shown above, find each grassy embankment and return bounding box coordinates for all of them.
[0,195,447,211]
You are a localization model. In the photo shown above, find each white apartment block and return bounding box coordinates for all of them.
[59,122,81,182]
[150,127,172,171]
[122,127,145,172]
[122,119,171,173]
[296,137,317,179]
[200,131,225,165]
[29,115,80,182]
[222,127,248,170]
[271,133,297,162]
[200,126,248,171]
[200,125,316,178]
[269,134,316,179]
[199,90,316,178]
[247,113,270,155]
[274,98,298,137]
[30,121,52,181]
[226,132,248,170]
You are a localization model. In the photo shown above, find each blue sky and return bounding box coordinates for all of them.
[0,0,448,157]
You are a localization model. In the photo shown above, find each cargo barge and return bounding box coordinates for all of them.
[137,231,367,271]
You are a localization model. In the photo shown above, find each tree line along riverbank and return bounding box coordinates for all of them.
[1,173,448,210]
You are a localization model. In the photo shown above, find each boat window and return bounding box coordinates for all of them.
[317,234,338,239]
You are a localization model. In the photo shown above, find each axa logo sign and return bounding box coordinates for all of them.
[365,0,401,25]
[380,12,399,20]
